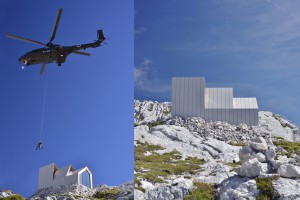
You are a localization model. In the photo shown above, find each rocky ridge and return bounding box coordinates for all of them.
[134,100,300,200]
[1,181,133,200]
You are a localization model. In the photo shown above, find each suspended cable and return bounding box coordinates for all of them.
[39,71,49,141]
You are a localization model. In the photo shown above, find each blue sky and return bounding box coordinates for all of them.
[0,0,133,197]
[135,0,300,126]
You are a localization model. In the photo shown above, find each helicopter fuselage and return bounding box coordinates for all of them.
[19,40,102,66]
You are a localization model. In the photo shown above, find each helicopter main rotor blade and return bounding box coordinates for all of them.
[40,64,46,75]
[5,34,45,46]
[50,8,63,43]
[73,50,91,56]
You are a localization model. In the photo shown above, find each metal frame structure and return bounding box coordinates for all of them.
[38,163,93,189]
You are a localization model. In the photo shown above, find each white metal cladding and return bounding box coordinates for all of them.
[172,77,259,126]
[38,163,93,189]
[38,163,58,189]
[172,77,205,118]
[205,88,233,108]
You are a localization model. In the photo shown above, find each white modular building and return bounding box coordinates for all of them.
[38,163,93,189]
[172,77,258,126]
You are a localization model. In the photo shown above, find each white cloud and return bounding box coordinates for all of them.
[135,27,147,36]
[134,59,170,93]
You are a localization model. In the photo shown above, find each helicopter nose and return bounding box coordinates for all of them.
[19,57,28,65]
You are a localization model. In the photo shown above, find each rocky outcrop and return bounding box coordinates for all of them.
[236,137,300,179]
[134,100,171,125]
[217,175,259,200]
[277,164,300,178]
[28,181,133,200]
[134,100,300,200]
[134,101,300,143]
[273,178,300,199]
[0,190,21,198]
[236,158,270,178]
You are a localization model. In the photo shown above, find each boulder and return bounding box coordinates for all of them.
[273,178,300,199]
[237,158,269,178]
[270,160,284,170]
[277,164,300,178]
[146,185,187,200]
[134,190,145,200]
[218,175,259,200]
[197,162,235,184]
[239,144,256,163]
[250,137,268,152]
[265,148,276,161]
[255,152,266,163]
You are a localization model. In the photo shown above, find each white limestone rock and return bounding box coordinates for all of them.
[277,164,300,178]
[28,181,133,200]
[134,100,171,125]
[255,111,296,142]
[273,178,300,199]
[255,152,266,163]
[217,175,259,200]
[250,137,268,152]
[203,138,241,163]
[196,162,236,184]
[0,190,16,198]
[135,125,213,161]
[141,181,155,191]
[270,160,284,170]
[144,179,192,200]
[134,189,146,200]
[239,144,256,164]
[237,158,269,178]
[265,148,276,162]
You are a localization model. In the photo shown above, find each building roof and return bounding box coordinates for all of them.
[233,98,258,109]
[54,165,75,180]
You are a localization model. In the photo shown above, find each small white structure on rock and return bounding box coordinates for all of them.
[172,77,259,126]
[38,163,93,189]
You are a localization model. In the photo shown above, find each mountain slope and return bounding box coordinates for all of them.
[134,100,300,200]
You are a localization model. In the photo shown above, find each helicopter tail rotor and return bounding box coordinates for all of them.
[97,30,105,42]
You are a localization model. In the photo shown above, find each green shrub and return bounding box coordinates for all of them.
[183,182,216,200]
[93,189,121,199]
[135,143,205,183]
[147,121,163,128]
[0,195,25,200]
[255,176,280,199]
[228,141,244,147]
[224,161,241,168]
[273,139,300,158]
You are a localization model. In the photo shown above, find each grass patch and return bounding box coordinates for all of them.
[147,121,163,128]
[134,177,146,193]
[135,143,205,183]
[228,141,244,147]
[0,195,25,200]
[224,161,241,168]
[255,176,280,200]
[273,139,300,158]
[93,188,122,199]
[163,110,171,114]
[183,182,216,200]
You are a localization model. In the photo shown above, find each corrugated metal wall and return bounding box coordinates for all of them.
[172,77,205,117]
[172,77,258,126]
[38,163,56,189]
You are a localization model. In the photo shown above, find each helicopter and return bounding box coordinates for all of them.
[5,8,106,75]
